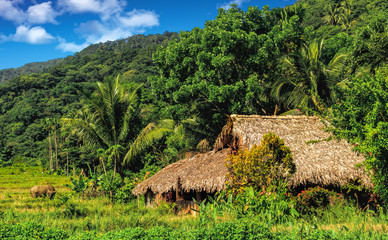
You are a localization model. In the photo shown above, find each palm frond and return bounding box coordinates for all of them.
[122,123,172,166]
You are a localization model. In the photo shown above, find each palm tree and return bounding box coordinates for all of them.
[273,39,346,113]
[62,75,171,175]
[41,118,53,172]
[339,1,357,31]
[51,118,59,171]
[322,3,340,26]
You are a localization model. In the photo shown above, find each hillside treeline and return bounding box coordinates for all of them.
[0,0,388,200]
[0,32,178,169]
[0,59,63,84]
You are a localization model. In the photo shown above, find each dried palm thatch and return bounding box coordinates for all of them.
[133,114,370,196]
[215,114,370,188]
[132,149,229,196]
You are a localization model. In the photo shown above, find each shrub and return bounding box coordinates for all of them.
[294,186,339,216]
[0,220,68,240]
[98,171,124,203]
[330,71,388,205]
[189,220,274,240]
[65,175,90,197]
[226,132,295,195]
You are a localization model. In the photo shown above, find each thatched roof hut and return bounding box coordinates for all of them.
[133,115,370,197]
[132,149,229,196]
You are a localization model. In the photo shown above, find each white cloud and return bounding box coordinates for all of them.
[0,0,59,25]
[56,38,89,52]
[0,33,8,43]
[218,0,251,10]
[58,0,101,13]
[0,0,160,52]
[27,1,58,24]
[12,25,54,44]
[57,9,160,53]
[75,20,105,37]
[119,9,159,28]
[58,0,125,20]
[0,0,26,24]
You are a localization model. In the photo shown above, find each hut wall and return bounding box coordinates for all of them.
[144,190,155,206]
[175,200,199,215]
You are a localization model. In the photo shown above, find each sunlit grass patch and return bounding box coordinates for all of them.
[1,167,388,239]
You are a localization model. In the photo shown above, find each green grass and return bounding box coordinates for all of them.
[1,166,388,239]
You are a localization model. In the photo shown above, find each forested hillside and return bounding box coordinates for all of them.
[0,32,178,168]
[0,59,63,84]
[0,0,387,201]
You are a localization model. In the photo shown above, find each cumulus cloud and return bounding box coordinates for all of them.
[0,0,160,52]
[0,0,59,25]
[57,38,89,52]
[58,0,125,20]
[11,25,55,44]
[27,1,58,24]
[58,9,160,52]
[75,20,105,37]
[119,9,159,28]
[218,0,251,10]
[0,0,27,24]
[58,0,102,13]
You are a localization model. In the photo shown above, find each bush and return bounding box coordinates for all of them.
[330,71,388,205]
[226,132,295,195]
[0,220,68,240]
[294,186,339,216]
[189,220,274,240]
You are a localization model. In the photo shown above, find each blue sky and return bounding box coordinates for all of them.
[0,0,295,70]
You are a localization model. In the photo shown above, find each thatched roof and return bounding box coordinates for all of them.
[132,149,229,196]
[133,115,370,196]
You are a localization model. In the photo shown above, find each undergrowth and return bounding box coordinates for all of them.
[1,166,388,239]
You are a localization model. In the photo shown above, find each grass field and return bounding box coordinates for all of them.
[1,166,388,239]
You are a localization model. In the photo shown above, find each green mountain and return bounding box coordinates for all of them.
[0,32,178,166]
[0,59,63,84]
[0,0,386,171]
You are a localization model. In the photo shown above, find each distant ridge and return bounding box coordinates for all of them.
[0,58,63,83]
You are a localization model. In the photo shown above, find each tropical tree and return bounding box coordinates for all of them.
[322,3,340,26]
[339,0,357,31]
[151,5,304,139]
[273,39,346,113]
[351,18,388,73]
[62,75,171,175]
[330,71,388,205]
[41,118,53,172]
[51,118,59,171]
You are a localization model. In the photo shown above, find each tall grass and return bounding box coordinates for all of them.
[1,167,388,239]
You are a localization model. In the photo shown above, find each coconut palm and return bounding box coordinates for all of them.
[322,3,340,26]
[273,39,346,113]
[41,118,53,172]
[51,118,59,171]
[338,1,357,31]
[62,75,171,175]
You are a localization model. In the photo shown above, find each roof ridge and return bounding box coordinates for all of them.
[230,114,321,119]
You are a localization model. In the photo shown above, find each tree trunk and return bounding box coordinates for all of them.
[100,156,107,176]
[54,127,58,171]
[66,153,69,177]
[48,130,53,172]
[113,154,117,178]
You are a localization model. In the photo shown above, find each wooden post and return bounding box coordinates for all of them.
[176,177,184,201]
[196,192,202,203]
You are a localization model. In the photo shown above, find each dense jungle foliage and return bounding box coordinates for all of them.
[0,58,63,84]
[0,0,387,204]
